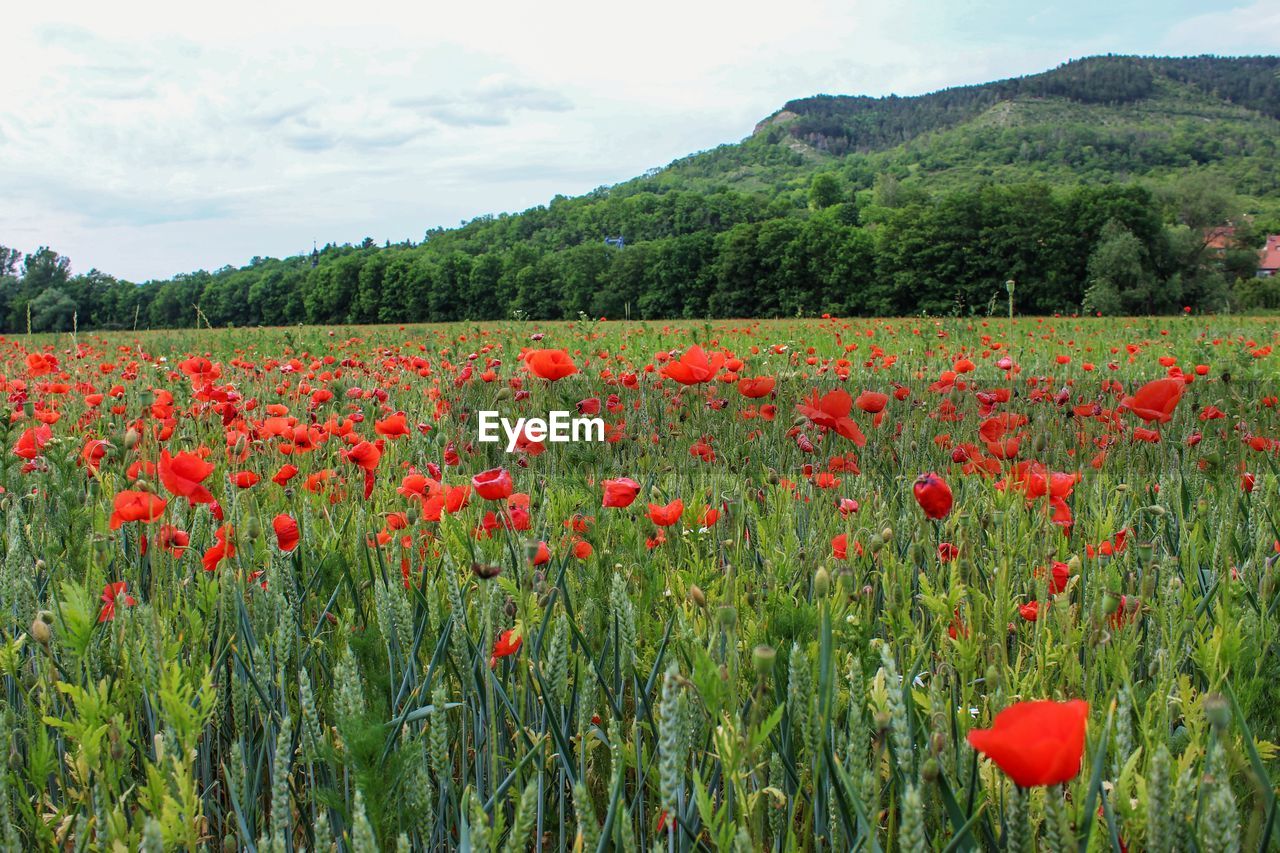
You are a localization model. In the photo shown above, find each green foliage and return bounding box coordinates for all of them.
[4,56,1280,333]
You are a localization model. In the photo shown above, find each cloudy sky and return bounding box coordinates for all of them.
[3,0,1276,282]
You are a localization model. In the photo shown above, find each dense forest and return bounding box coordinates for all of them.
[4,55,1280,331]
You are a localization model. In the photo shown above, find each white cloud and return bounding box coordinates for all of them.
[1162,0,1280,54]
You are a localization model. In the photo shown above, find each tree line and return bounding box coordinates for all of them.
[2,174,1274,333]
[6,54,1278,332]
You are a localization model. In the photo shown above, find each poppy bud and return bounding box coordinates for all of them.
[717,605,737,629]
[1101,593,1120,616]
[921,758,940,783]
[868,534,884,555]
[881,526,894,542]
[930,732,946,755]
[688,584,706,608]
[109,723,125,761]
[1203,693,1230,731]
[124,428,142,449]
[813,567,831,597]
[245,516,261,541]
[29,616,51,646]
[1067,555,1081,574]
[406,506,420,526]
[752,644,776,678]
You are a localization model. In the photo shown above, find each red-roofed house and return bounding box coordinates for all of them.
[1260,235,1280,278]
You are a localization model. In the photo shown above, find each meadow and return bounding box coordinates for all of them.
[1,315,1278,852]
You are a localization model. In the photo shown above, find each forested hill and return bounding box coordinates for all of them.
[5,54,1280,331]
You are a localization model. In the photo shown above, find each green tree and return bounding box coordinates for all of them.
[1084,220,1153,314]
[29,287,77,331]
[809,173,843,210]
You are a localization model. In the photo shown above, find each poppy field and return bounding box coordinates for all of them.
[3,315,1280,852]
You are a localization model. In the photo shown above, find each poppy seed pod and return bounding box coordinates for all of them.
[752,644,776,677]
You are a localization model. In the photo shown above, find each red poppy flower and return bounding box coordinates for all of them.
[232,471,260,488]
[854,391,889,414]
[98,581,137,622]
[472,468,513,501]
[272,464,299,486]
[737,376,776,398]
[273,514,300,552]
[531,541,551,566]
[661,345,724,385]
[26,352,58,377]
[832,533,863,560]
[525,349,578,381]
[795,389,866,446]
[1119,378,1184,424]
[13,424,53,460]
[913,473,953,520]
[490,627,523,667]
[80,439,110,472]
[109,490,167,529]
[967,699,1089,787]
[647,499,684,527]
[202,525,236,572]
[602,477,641,508]
[158,524,190,557]
[160,450,215,505]
[375,413,411,439]
[344,440,382,472]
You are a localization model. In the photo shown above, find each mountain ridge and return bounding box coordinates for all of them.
[4,53,1280,330]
